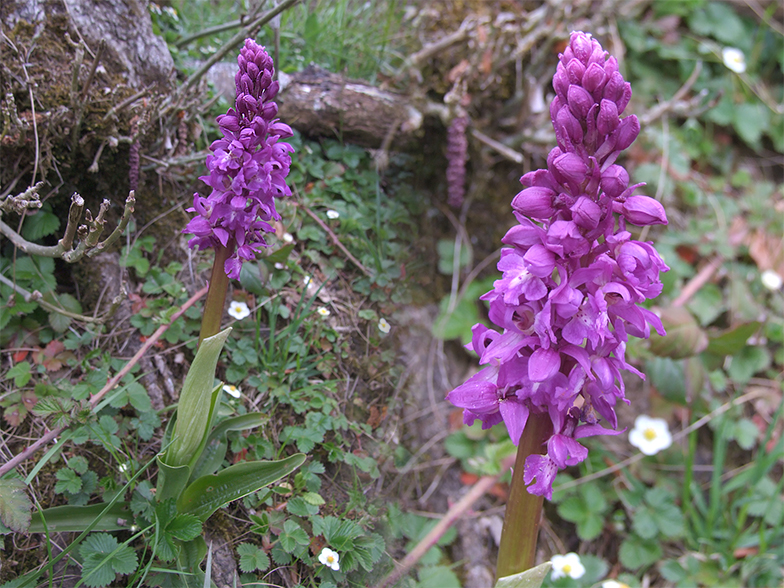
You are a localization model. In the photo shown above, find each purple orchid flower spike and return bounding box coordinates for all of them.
[184,39,294,279]
[447,31,669,500]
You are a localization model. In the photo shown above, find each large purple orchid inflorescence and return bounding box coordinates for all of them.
[184,39,294,279]
[446,31,669,500]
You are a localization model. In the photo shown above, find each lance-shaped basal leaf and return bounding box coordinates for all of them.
[177,454,305,521]
[164,327,231,469]
[29,502,131,533]
[189,412,268,482]
[0,479,33,533]
[494,562,552,588]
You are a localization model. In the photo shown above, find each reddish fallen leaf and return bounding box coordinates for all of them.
[3,407,23,427]
[367,405,387,429]
[309,535,327,555]
[460,471,479,485]
[448,408,465,432]
[232,447,248,464]
[12,349,29,363]
[734,546,758,558]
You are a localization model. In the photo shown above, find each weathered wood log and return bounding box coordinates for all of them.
[277,65,426,150]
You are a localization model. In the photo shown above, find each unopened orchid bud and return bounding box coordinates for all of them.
[615,115,640,151]
[512,186,557,219]
[622,195,668,225]
[567,85,593,120]
[601,164,629,199]
[582,62,607,94]
[597,99,619,136]
[551,152,589,186]
[571,195,601,229]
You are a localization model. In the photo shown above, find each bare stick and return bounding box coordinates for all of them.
[0,285,209,479]
[376,458,513,588]
[58,192,84,252]
[293,188,373,278]
[472,129,524,163]
[171,0,300,107]
[0,272,103,323]
[671,254,723,308]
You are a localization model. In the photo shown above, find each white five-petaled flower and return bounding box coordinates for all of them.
[550,552,585,580]
[318,547,340,571]
[282,232,294,243]
[722,47,746,74]
[378,318,391,334]
[303,276,312,287]
[761,269,782,291]
[629,415,673,455]
[318,307,331,317]
[222,384,241,399]
[118,463,129,473]
[228,300,251,320]
[274,262,285,270]
[326,209,340,219]
[602,581,631,588]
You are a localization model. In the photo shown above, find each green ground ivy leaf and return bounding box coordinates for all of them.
[419,565,461,588]
[54,468,83,495]
[68,456,89,475]
[619,535,662,570]
[279,519,309,553]
[0,479,32,533]
[730,418,759,450]
[79,533,138,588]
[236,543,270,573]
[727,346,771,385]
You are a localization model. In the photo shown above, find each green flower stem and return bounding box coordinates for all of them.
[495,412,552,580]
[199,243,233,343]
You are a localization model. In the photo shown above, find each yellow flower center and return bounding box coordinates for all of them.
[327,555,335,563]
[563,564,572,574]
[643,428,657,441]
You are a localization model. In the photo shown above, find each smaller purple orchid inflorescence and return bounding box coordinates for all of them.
[446,31,669,499]
[184,39,294,279]
[446,115,469,208]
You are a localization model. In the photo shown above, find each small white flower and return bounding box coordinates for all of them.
[162,6,179,20]
[602,581,630,588]
[551,552,585,580]
[761,269,782,291]
[118,463,129,473]
[722,47,746,73]
[282,232,294,243]
[318,547,340,571]
[222,384,241,399]
[274,262,284,270]
[130,524,140,532]
[629,415,672,455]
[303,276,312,286]
[326,209,340,219]
[318,307,331,317]
[148,3,162,15]
[378,318,391,334]
[228,301,251,320]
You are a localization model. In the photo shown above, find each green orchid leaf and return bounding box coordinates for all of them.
[156,458,193,504]
[164,328,231,469]
[189,413,268,482]
[494,562,553,588]
[29,502,131,533]
[177,454,306,521]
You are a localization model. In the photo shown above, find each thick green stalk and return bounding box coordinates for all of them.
[496,412,552,580]
[199,244,233,343]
